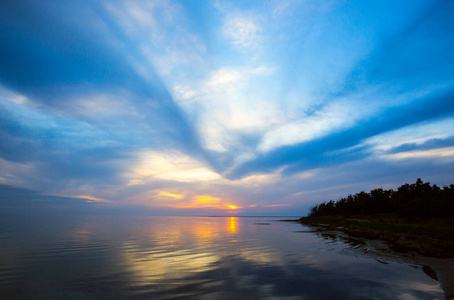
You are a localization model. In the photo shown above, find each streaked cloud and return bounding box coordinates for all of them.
[63,195,112,203]
[1,0,453,216]
[258,101,361,152]
[382,147,454,161]
[157,191,185,200]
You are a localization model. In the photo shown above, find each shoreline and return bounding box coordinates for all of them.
[296,217,454,299]
[298,217,454,258]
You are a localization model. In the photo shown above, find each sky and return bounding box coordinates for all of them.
[1,0,454,216]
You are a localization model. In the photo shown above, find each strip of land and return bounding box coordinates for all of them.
[296,179,454,258]
[299,215,454,258]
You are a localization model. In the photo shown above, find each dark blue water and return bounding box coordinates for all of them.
[0,215,449,299]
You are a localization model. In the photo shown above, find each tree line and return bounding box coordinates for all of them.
[308,178,454,219]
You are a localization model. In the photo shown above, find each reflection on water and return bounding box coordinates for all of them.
[0,215,451,299]
[228,217,237,235]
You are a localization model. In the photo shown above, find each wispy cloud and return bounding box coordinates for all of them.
[257,101,362,152]
[383,147,454,161]
[173,66,277,153]
[386,136,454,155]
[229,88,454,179]
[1,0,454,216]
[223,14,263,52]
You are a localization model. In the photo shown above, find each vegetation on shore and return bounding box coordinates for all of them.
[299,179,454,257]
[307,178,454,219]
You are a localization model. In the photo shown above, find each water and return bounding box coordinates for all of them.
[0,215,449,299]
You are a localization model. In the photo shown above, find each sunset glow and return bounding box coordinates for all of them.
[196,196,221,204]
[1,0,453,216]
[1,2,452,299]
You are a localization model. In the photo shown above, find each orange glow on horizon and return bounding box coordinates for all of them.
[144,193,244,214]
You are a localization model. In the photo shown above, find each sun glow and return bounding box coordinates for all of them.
[149,194,241,212]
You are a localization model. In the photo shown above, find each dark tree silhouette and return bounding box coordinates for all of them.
[308,179,454,219]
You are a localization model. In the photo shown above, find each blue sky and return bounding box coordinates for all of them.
[1,0,454,216]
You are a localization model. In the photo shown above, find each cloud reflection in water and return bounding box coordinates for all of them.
[0,215,447,299]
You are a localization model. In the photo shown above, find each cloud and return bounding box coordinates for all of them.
[69,195,111,203]
[0,157,37,187]
[105,0,208,79]
[0,0,205,157]
[258,101,361,152]
[156,191,185,200]
[1,1,454,216]
[0,184,111,215]
[223,14,263,52]
[0,94,132,191]
[123,150,221,185]
[173,66,277,154]
[0,1,223,200]
[383,147,454,161]
[229,88,454,179]
[386,136,454,154]
[149,193,242,213]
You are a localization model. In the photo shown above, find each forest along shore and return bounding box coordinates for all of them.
[297,178,454,258]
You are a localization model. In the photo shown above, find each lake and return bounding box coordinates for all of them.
[0,215,450,299]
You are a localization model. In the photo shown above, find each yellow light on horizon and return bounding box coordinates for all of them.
[227,205,239,210]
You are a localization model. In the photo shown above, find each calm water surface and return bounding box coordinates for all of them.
[0,215,449,299]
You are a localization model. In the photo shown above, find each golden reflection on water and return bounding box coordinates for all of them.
[121,217,234,282]
[119,217,291,289]
[122,247,219,282]
[228,217,237,235]
[194,223,214,243]
[2,216,447,299]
